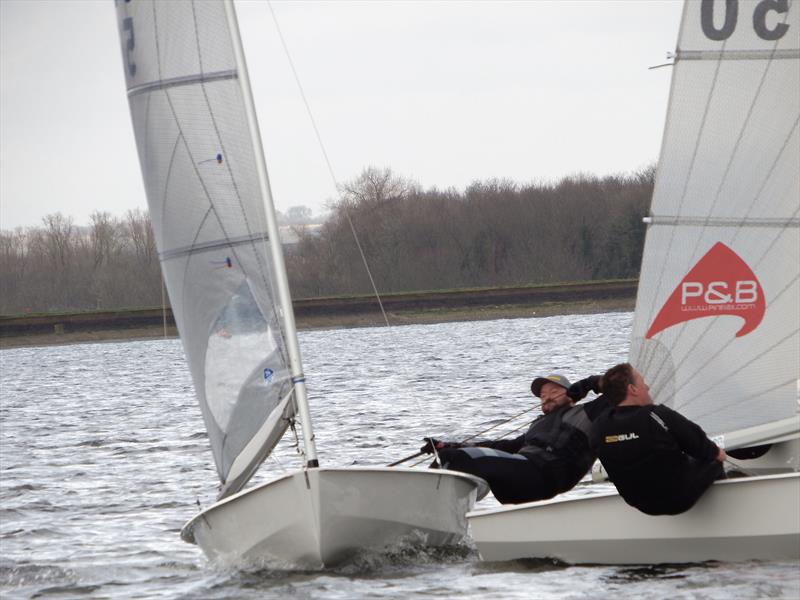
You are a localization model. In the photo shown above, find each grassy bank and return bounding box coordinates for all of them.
[0,280,637,349]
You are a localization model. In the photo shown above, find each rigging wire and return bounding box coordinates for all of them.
[265,1,390,328]
[265,1,456,464]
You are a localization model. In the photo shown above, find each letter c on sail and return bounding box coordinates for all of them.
[645,242,765,339]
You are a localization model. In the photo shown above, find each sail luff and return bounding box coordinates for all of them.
[221,0,319,469]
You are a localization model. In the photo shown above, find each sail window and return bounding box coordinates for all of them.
[205,280,277,431]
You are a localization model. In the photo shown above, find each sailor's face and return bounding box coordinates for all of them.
[539,382,570,414]
[631,369,653,405]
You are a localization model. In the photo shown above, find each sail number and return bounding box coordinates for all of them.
[122,17,137,77]
[701,0,790,41]
[117,0,136,78]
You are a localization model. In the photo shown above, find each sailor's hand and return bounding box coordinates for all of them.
[420,438,443,454]
[420,438,462,453]
[421,437,461,453]
[716,447,727,462]
[567,375,603,401]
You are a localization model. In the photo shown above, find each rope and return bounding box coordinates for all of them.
[160,273,168,338]
[288,414,304,462]
[458,405,541,445]
[401,403,541,468]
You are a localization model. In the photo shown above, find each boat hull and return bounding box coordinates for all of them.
[182,467,488,567]
[467,473,800,564]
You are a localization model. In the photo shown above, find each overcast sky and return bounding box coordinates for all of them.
[0,0,683,230]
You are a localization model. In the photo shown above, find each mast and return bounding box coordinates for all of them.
[222,0,319,468]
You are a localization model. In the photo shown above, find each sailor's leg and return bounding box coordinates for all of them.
[437,447,555,504]
[670,459,725,514]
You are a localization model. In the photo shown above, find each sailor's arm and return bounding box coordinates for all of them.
[653,405,722,462]
[475,433,525,453]
[566,375,602,401]
[567,375,610,420]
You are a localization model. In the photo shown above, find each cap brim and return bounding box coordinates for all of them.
[531,377,567,397]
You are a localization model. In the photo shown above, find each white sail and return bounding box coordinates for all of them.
[630,0,800,445]
[114,0,295,497]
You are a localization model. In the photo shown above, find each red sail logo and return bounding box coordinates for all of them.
[645,242,765,339]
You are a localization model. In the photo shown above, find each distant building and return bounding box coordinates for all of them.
[278,222,324,247]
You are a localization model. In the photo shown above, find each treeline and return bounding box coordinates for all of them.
[0,167,654,314]
[1,210,161,314]
[286,166,654,298]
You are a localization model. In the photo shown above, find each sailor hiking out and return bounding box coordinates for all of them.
[421,374,609,504]
[589,362,727,515]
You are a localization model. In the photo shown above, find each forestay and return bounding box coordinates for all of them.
[630,0,799,444]
[115,0,294,497]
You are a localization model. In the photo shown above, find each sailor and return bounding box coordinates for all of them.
[421,373,608,504]
[589,362,726,515]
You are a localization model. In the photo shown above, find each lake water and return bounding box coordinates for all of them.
[1,312,798,599]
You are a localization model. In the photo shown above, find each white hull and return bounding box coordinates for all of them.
[182,467,488,567]
[468,473,800,564]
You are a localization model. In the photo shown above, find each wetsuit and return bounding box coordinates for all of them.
[438,376,609,504]
[589,404,723,515]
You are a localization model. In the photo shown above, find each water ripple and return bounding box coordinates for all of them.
[1,314,798,599]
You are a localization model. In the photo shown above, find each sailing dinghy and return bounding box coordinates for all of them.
[115,0,486,567]
[468,0,800,564]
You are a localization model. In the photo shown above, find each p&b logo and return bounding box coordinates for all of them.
[680,280,759,306]
[646,242,765,339]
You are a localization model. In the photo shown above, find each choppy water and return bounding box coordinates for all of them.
[1,313,798,599]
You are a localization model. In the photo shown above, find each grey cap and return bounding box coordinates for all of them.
[530,374,572,397]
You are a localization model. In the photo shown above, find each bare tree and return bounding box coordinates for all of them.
[338,166,419,209]
[1,167,653,314]
[0,229,27,312]
[126,208,156,266]
[89,212,122,270]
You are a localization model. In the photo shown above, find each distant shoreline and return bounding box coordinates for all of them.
[0,280,636,349]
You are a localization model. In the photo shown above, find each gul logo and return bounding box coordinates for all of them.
[646,242,765,339]
[605,432,640,443]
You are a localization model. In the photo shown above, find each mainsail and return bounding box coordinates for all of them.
[115,0,297,497]
[630,0,799,445]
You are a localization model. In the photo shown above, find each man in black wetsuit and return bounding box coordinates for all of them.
[589,362,727,515]
[421,373,608,504]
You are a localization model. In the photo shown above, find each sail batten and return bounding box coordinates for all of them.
[630,0,799,443]
[647,216,799,227]
[116,0,296,494]
[676,48,800,60]
[160,231,270,261]
[128,69,238,97]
